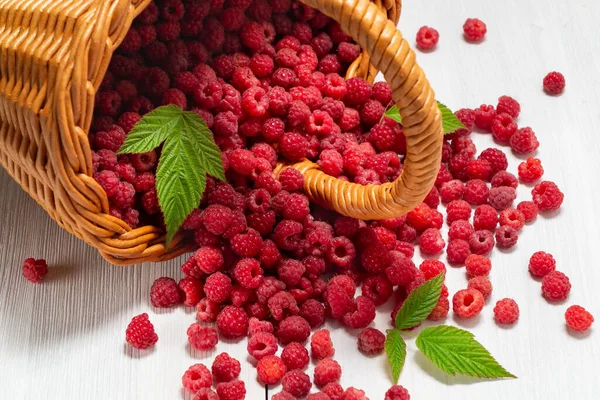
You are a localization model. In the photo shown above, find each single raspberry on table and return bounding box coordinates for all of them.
[281,341,310,370]
[518,157,544,182]
[216,380,246,400]
[311,329,335,360]
[322,382,344,399]
[543,71,566,95]
[282,369,312,397]
[463,18,487,42]
[385,385,411,400]
[187,323,218,351]
[491,113,517,143]
[474,104,496,130]
[473,204,498,231]
[468,276,493,299]
[212,352,241,382]
[216,306,249,338]
[150,277,182,308]
[247,331,278,360]
[314,358,342,388]
[496,95,521,119]
[541,271,571,301]
[494,298,520,325]
[529,251,556,278]
[453,288,485,318]
[416,26,439,51]
[357,327,385,355]
[499,208,525,231]
[517,201,539,222]
[257,355,287,385]
[463,179,489,206]
[448,220,475,241]
[22,258,48,283]
[182,364,212,393]
[447,239,471,265]
[488,186,517,211]
[465,254,492,277]
[565,305,594,332]
[125,313,158,350]
[532,181,564,211]
[495,225,519,248]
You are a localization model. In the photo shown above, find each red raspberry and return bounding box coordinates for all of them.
[299,299,326,328]
[446,200,472,224]
[248,317,274,337]
[528,251,556,278]
[125,313,158,349]
[385,255,419,287]
[132,171,155,193]
[325,236,356,267]
[179,277,204,307]
[268,291,299,320]
[463,18,487,42]
[497,95,521,118]
[465,254,492,277]
[281,341,310,370]
[193,246,224,275]
[282,369,312,397]
[499,208,525,231]
[278,316,311,344]
[493,298,520,325]
[204,272,232,304]
[453,288,484,318]
[491,170,518,189]
[416,260,445,281]
[307,393,331,400]
[361,275,393,306]
[187,323,218,351]
[565,305,594,332]
[232,258,263,289]
[360,100,385,126]
[112,181,136,209]
[344,77,371,105]
[542,271,571,301]
[247,331,278,360]
[440,179,464,203]
[416,26,440,51]
[510,127,539,154]
[281,193,309,221]
[95,125,126,152]
[371,81,393,105]
[193,388,219,400]
[453,108,475,136]
[357,327,385,355]
[473,204,498,231]
[361,245,390,273]
[21,258,48,283]
[495,225,518,249]
[95,149,117,172]
[473,104,496,131]
[407,203,434,232]
[182,364,212,393]
[230,229,263,259]
[240,21,266,50]
[150,277,181,308]
[336,41,360,63]
[488,186,516,211]
[279,132,309,161]
[491,113,517,143]
[273,219,304,251]
[467,276,492,300]
[447,239,471,265]
[116,110,140,134]
[211,353,241,383]
[130,150,157,172]
[256,276,286,303]
[543,71,566,95]
[322,383,344,400]
[447,220,473,242]
[451,135,477,158]
[216,380,246,400]
[138,2,158,24]
[385,385,410,400]
[329,275,357,297]
[162,87,187,108]
[532,181,564,211]
[518,157,544,182]
[272,392,295,400]
[96,90,122,117]
[517,201,538,222]
[318,149,344,176]
[478,148,508,175]
[342,296,376,329]
[201,205,233,236]
[318,54,342,74]
[216,306,248,338]
[468,230,495,255]
[196,299,221,323]
[314,358,342,388]
[257,355,287,385]
[342,387,368,400]
[311,329,335,360]
[426,295,450,321]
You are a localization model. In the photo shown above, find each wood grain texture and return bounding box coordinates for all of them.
[1,0,599,399]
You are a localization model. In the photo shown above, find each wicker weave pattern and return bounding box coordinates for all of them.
[0,0,442,265]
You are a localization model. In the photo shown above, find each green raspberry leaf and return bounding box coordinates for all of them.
[385,329,407,384]
[383,102,466,135]
[395,272,444,330]
[437,101,467,134]
[416,325,517,379]
[118,105,225,247]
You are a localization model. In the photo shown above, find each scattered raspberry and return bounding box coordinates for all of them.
[495,225,519,249]
[543,72,566,95]
[465,254,492,277]
[467,276,493,299]
[517,201,538,223]
[488,186,516,211]
[299,299,327,328]
[496,95,521,119]
[416,26,439,51]
[491,171,518,189]
[187,323,218,351]
[467,159,493,181]
[474,104,496,131]
[150,277,182,308]
[510,127,539,154]
[385,385,411,400]
[565,305,594,332]
[453,288,485,318]
[216,380,246,400]
[311,329,335,360]
[342,387,368,400]
[271,392,295,400]
[216,306,249,338]
[125,313,158,350]
[473,204,498,231]
[196,299,222,323]
[463,18,487,42]
[463,179,489,206]
[21,258,48,283]
[428,296,450,321]
[212,352,241,382]
[357,327,385,355]
[282,369,312,397]
[499,208,525,231]
[361,275,393,306]
[322,382,344,400]
[541,271,571,301]
[281,341,310,370]
[448,220,475,241]
[182,364,212,393]
[247,331,278,360]
[447,239,471,265]
[257,355,287,385]
[491,113,517,143]
[419,228,446,255]
[278,315,311,344]
[532,181,564,211]
[193,387,219,400]
[314,358,342,387]
[204,272,232,303]
[179,277,204,307]
[494,298,520,325]
[528,251,556,278]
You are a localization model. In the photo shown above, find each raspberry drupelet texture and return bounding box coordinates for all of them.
[314,358,342,388]
[282,369,312,397]
[311,329,335,360]
[453,288,485,318]
[271,392,295,400]
[541,271,571,301]
[474,104,496,131]
[193,387,219,400]
[518,157,544,182]
[125,313,158,349]
[416,26,439,51]
[495,225,519,249]
[278,315,311,344]
[448,220,475,241]
[447,239,471,265]
[499,208,525,231]
[494,298,520,325]
[496,95,521,119]
[543,72,566,95]
[281,341,310,370]
[419,228,446,255]
[212,352,241,382]
[510,127,540,154]
[247,331,278,360]
[257,355,287,385]
[385,385,411,400]
[565,305,594,332]
[204,272,232,303]
[446,200,472,224]
[187,323,218,351]
[491,171,518,189]
[440,179,465,203]
[342,387,369,400]
[473,204,498,231]
[463,179,489,206]
[182,364,212,393]
[465,254,492,277]
[463,18,487,42]
[150,277,182,308]
[467,276,493,300]
[179,277,204,307]
[357,327,385,355]
[216,306,249,338]
[532,181,564,211]
[216,380,246,400]
[488,186,517,211]
[529,251,556,278]
[491,113,517,143]
[517,201,539,222]
[21,258,48,283]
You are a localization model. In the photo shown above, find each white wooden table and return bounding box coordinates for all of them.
[1,0,599,398]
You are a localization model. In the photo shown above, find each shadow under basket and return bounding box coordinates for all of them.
[0,0,442,265]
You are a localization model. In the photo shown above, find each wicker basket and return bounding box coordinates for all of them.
[0,0,442,265]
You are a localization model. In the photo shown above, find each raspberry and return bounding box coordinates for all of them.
[343,77,371,105]
[491,171,518,189]
[193,388,219,400]
[541,271,571,301]
[322,383,344,400]
[499,208,525,231]
[473,204,498,231]
[96,90,122,117]
[448,153,469,181]
[465,277,492,302]
[473,104,496,131]
[510,127,539,154]
[543,71,566,95]
[196,299,222,323]
[216,380,246,400]
[447,239,471,265]
[491,113,517,143]
[454,108,475,136]
[532,181,564,211]
[256,276,286,303]
[360,275,393,306]
[138,2,158,24]
[497,95,521,119]
[342,387,368,400]
[440,179,464,203]
[446,221,473,242]
[279,132,309,162]
[314,358,342,388]
[407,203,434,232]
[204,272,232,303]
[211,353,241,382]
[478,149,508,175]
[311,329,335,360]
[384,385,410,400]
[112,181,136,209]
[495,225,519,249]
[318,54,342,74]
[385,255,419,287]
[282,369,312,397]
[240,21,266,50]
[452,289,484,318]
[273,220,304,251]
[565,305,594,332]
[268,291,299,320]
[299,299,327,328]
[231,229,263,259]
[193,246,224,275]
[272,392,295,400]
[517,157,543,183]
[247,331,278,360]
[359,245,389,273]
[280,341,310,371]
[125,313,158,349]
[428,296,450,321]
[21,258,48,283]
[492,298,520,325]
[95,125,126,152]
[418,228,445,255]
[180,277,204,307]
[488,186,516,211]
[249,317,274,336]
[528,251,556,278]
[465,254,492,277]
[517,201,538,223]
[446,200,472,224]
[357,327,385,356]
[150,277,182,308]
[187,323,218,351]
[415,261,445,282]
[463,18,487,42]
[182,364,212,393]
[278,316,311,344]
[342,296,376,329]
[416,26,439,51]
[307,393,330,400]
[257,355,287,385]
[216,306,249,339]
[116,110,140,134]
[468,230,495,255]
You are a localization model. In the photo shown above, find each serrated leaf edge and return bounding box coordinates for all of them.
[395,273,444,330]
[385,329,407,384]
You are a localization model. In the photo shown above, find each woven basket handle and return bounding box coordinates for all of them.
[286,0,443,220]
